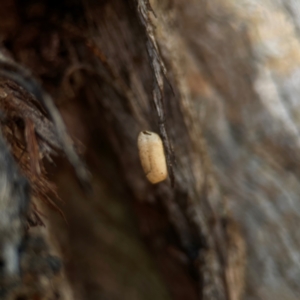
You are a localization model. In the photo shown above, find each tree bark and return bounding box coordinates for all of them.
[0,0,299,300]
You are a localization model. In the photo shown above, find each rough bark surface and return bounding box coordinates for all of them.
[0,0,298,300]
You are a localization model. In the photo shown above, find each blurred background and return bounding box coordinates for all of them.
[0,0,300,299]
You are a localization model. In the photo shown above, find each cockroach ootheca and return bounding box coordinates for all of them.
[137,130,168,184]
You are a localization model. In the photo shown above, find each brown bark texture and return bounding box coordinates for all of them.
[0,0,298,300]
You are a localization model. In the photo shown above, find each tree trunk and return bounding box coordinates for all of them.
[0,0,298,300]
